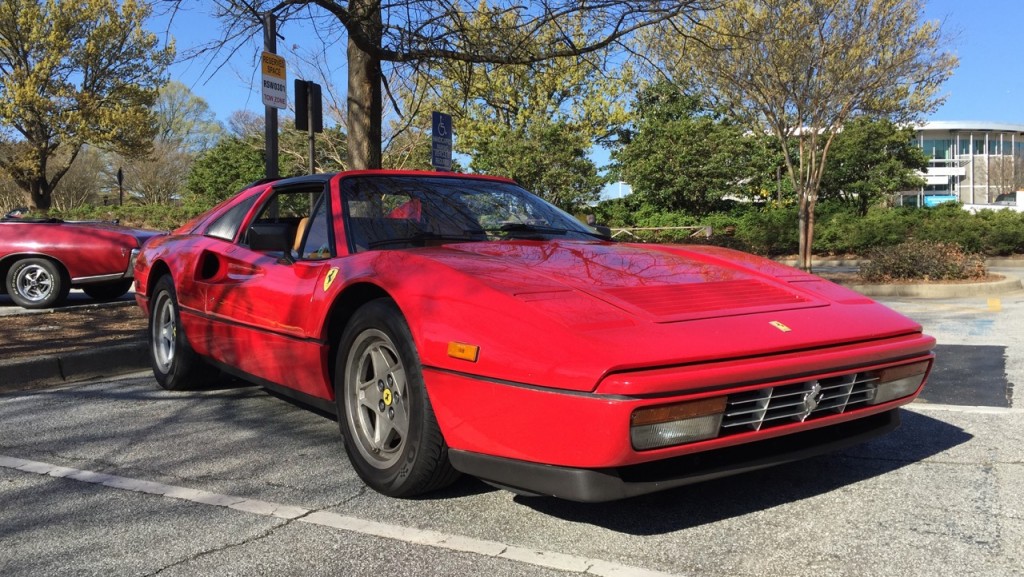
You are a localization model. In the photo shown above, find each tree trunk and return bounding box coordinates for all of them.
[798,204,808,271]
[346,0,383,170]
[29,146,52,211]
[29,179,51,211]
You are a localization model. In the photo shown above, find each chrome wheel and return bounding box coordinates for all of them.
[344,328,411,469]
[14,263,54,303]
[5,258,67,309]
[151,290,176,374]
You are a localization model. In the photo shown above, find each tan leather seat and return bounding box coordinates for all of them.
[293,217,310,252]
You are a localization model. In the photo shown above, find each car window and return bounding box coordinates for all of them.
[341,176,594,253]
[244,186,327,258]
[205,195,258,241]
[297,192,333,260]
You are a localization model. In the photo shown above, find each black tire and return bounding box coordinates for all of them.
[83,279,133,302]
[5,258,69,309]
[148,276,217,391]
[335,299,459,497]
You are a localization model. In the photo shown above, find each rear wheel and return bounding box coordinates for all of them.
[149,276,217,390]
[83,279,133,302]
[5,258,69,309]
[336,299,459,497]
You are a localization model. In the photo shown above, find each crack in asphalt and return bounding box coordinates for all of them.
[144,488,377,576]
[146,515,293,576]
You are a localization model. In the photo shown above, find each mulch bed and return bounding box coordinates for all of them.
[1,303,146,362]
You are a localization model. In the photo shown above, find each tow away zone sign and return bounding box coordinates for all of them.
[261,52,287,109]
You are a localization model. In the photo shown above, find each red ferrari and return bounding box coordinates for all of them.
[1,214,162,309]
[134,171,934,502]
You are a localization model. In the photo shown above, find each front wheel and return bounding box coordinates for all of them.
[5,258,68,309]
[336,299,459,497]
[149,276,217,390]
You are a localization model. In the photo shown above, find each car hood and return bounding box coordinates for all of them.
[66,221,165,244]
[390,240,927,390]
[435,240,829,323]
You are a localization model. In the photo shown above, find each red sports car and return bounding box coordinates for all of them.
[1,214,162,309]
[133,171,934,502]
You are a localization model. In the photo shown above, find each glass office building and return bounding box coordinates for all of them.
[906,121,1024,207]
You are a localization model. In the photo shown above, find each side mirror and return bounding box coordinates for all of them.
[593,225,613,239]
[248,222,295,263]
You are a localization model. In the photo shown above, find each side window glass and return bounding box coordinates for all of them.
[298,194,333,260]
[205,195,258,241]
[244,186,326,258]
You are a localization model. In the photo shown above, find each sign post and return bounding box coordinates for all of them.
[431,111,452,172]
[295,80,323,174]
[262,13,283,180]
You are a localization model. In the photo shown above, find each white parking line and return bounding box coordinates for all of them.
[908,403,1022,414]
[0,455,682,577]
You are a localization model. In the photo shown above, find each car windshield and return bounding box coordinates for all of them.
[342,175,599,252]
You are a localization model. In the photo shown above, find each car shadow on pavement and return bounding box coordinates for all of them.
[515,409,971,535]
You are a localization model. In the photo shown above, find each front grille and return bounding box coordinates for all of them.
[721,372,879,434]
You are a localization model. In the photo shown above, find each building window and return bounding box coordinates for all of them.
[922,139,952,159]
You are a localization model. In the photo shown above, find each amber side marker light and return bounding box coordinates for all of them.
[630,396,727,451]
[447,342,480,362]
[867,360,930,405]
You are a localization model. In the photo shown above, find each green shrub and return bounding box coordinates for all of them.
[860,240,987,282]
[51,202,211,231]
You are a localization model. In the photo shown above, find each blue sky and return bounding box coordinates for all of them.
[156,1,1024,128]
[924,0,1024,124]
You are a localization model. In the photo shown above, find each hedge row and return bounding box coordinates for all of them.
[51,199,1024,258]
[604,201,1024,256]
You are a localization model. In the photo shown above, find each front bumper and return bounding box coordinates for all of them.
[449,409,899,502]
[424,333,933,500]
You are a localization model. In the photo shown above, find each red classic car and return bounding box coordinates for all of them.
[133,171,935,502]
[1,214,163,309]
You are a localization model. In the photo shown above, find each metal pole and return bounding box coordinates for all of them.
[308,86,316,174]
[264,12,279,180]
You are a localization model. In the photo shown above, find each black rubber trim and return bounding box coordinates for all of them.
[449,409,900,502]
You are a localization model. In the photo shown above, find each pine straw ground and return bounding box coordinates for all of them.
[1,303,146,362]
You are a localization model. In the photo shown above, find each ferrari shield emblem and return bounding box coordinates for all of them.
[769,320,792,333]
[323,267,339,292]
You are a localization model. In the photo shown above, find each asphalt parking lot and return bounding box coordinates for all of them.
[1,285,1022,576]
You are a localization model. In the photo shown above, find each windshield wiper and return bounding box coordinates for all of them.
[367,231,479,248]
[482,223,571,238]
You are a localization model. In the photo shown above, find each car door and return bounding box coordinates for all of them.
[195,181,339,398]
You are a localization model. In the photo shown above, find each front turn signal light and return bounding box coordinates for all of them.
[630,396,727,450]
[868,360,930,405]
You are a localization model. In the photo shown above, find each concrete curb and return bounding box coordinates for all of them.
[840,274,1023,299]
[0,341,149,394]
[775,257,1024,268]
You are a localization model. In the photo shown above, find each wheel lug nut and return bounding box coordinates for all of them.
[387,375,394,386]
[388,408,395,420]
[378,400,386,412]
[377,380,385,391]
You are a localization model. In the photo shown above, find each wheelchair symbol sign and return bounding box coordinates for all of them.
[431,111,453,171]
[432,112,451,139]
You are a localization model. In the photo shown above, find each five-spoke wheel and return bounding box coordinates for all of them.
[336,299,459,496]
[148,276,217,390]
